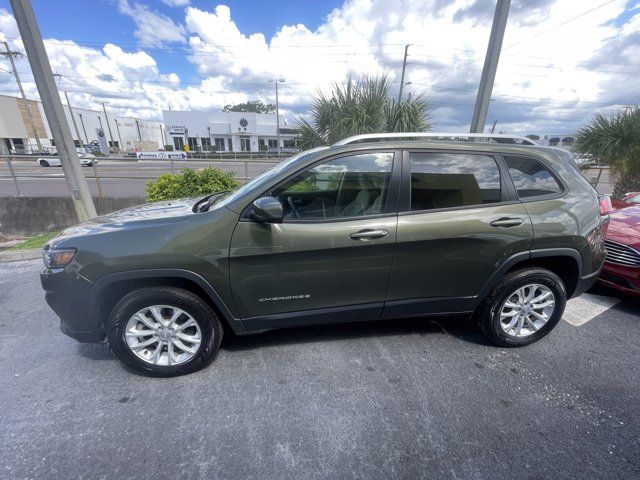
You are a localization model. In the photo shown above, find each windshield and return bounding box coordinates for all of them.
[214,147,329,209]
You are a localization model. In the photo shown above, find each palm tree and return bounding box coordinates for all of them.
[296,74,432,150]
[574,107,640,198]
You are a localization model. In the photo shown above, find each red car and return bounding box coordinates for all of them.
[612,192,640,209]
[599,204,640,295]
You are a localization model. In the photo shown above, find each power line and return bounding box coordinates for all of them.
[503,0,617,50]
[409,82,630,106]
[7,34,637,68]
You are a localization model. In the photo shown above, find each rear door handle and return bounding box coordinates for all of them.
[349,229,389,240]
[490,217,524,228]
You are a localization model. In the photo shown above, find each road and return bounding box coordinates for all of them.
[1,259,638,479]
[0,159,279,197]
[1,159,614,198]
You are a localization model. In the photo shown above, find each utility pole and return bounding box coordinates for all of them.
[470,0,510,133]
[398,44,410,103]
[269,78,285,155]
[101,101,115,152]
[1,40,43,152]
[9,0,96,220]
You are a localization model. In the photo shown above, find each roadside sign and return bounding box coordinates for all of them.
[135,151,187,159]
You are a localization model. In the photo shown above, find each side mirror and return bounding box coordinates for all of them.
[251,197,283,224]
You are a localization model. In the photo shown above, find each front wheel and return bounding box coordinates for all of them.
[475,267,567,347]
[106,287,223,377]
[39,160,49,167]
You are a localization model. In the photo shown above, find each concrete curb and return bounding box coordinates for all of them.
[0,248,41,262]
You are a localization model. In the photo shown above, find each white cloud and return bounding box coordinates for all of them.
[177,0,637,133]
[0,8,19,42]
[161,0,190,6]
[117,0,186,46]
[0,1,638,135]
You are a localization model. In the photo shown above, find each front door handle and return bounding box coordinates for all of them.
[490,217,524,228]
[349,229,389,240]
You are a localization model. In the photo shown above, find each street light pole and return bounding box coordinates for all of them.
[101,101,115,152]
[114,118,123,149]
[269,78,285,155]
[63,90,82,146]
[1,40,43,152]
[78,113,88,143]
[398,44,410,103]
[470,0,511,133]
[9,0,96,220]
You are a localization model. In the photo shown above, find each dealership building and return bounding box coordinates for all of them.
[0,93,165,154]
[161,110,298,153]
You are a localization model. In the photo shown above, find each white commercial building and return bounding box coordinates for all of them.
[162,110,298,153]
[0,93,164,154]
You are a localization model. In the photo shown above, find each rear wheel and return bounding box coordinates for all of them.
[476,267,567,347]
[39,159,49,167]
[106,287,222,376]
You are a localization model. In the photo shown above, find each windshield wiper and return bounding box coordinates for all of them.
[193,192,229,213]
[192,193,216,213]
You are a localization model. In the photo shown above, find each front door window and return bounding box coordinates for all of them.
[272,152,394,220]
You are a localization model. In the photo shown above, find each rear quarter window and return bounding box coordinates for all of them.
[504,155,562,199]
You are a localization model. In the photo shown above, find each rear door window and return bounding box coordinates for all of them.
[409,152,502,211]
[504,155,562,199]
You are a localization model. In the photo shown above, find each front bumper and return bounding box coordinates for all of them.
[40,267,104,343]
[598,262,640,296]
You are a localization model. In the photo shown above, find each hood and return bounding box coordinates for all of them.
[607,205,640,250]
[53,198,198,242]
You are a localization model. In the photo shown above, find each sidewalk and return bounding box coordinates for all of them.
[0,248,40,262]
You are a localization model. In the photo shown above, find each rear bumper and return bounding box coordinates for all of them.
[41,267,104,343]
[572,266,603,298]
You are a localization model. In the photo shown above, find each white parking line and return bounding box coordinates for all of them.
[563,293,620,326]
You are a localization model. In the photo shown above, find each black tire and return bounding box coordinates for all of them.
[40,160,49,167]
[475,267,567,347]
[106,287,223,377]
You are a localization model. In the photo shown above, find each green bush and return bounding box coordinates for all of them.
[146,167,240,202]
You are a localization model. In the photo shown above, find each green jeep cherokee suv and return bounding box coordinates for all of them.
[40,133,608,376]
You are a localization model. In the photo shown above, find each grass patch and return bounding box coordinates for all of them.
[8,232,59,251]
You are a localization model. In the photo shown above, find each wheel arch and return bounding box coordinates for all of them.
[475,248,582,307]
[90,269,246,337]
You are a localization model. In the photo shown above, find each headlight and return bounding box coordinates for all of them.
[42,247,77,269]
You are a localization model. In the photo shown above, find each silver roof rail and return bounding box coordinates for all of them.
[332,132,537,146]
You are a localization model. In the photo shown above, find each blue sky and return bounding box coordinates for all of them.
[0,0,342,41]
[0,0,638,134]
[0,0,343,81]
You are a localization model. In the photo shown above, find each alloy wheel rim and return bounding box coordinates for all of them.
[499,284,556,338]
[124,305,202,366]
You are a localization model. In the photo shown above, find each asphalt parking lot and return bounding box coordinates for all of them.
[1,259,638,479]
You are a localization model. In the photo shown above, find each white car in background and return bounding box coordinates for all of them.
[38,152,97,167]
